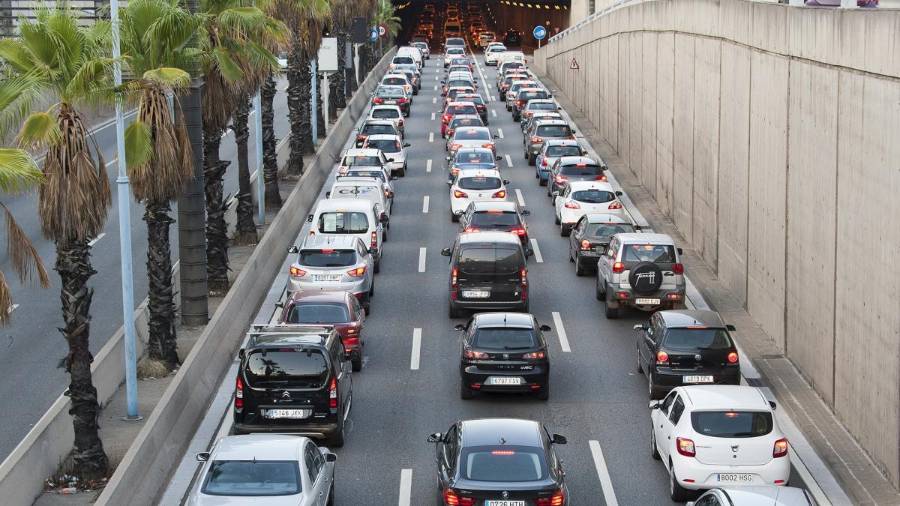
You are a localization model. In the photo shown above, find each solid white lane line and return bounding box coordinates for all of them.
[589,441,619,506]
[399,468,413,505]
[429,132,435,143]
[418,247,427,272]
[515,189,525,207]
[473,54,491,103]
[496,128,504,139]
[505,154,513,168]
[426,159,433,172]
[435,75,439,81]
[491,109,497,118]
[530,239,543,263]
[88,233,106,246]
[551,312,572,352]
[410,331,422,371]
[422,195,430,213]
[431,112,436,121]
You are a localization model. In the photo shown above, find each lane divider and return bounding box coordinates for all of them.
[515,189,525,207]
[551,311,572,352]
[418,247,427,273]
[429,132,434,143]
[530,239,543,263]
[505,154,513,168]
[422,195,430,213]
[497,128,504,139]
[589,440,619,506]
[491,109,497,118]
[399,468,413,505]
[410,330,422,371]
[431,112,436,121]
[426,159,432,172]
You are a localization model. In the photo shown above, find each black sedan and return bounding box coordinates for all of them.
[456,312,551,400]
[428,418,569,505]
[568,213,638,276]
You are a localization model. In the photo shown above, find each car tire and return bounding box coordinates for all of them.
[575,257,586,276]
[554,213,560,225]
[669,464,690,502]
[369,280,375,296]
[374,258,381,274]
[650,427,661,460]
[448,302,461,318]
[351,351,362,372]
[648,373,663,400]
[561,224,571,237]
[382,228,388,242]
[528,153,535,166]
[539,178,547,187]
[536,382,549,401]
[460,381,474,399]
[363,300,371,316]
[524,150,529,160]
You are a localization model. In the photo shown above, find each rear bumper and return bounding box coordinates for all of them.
[233,421,340,439]
[450,298,528,312]
[605,286,685,311]
[672,455,791,491]
[287,278,369,297]
[651,367,741,390]
[462,365,548,393]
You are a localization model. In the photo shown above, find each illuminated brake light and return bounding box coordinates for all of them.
[328,377,338,409]
[531,136,543,144]
[463,226,478,233]
[370,231,377,250]
[564,201,580,209]
[347,266,367,277]
[673,263,684,274]
[727,351,739,364]
[234,375,243,410]
[523,351,545,359]
[676,437,696,457]
[554,175,568,184]
[608,201,623,210]
[481,143,494,149]
[520,267,528,287]
[541,158,549,167]
[289,266,307,277]
[773,438,788,458]
[373,97,383,104]
[612,261,625,273]
[656,351,669,364]
[491,450,516,456]
[580,240,590,250]
[492,190,506,198]
[453,190,468,198]
[464,349,488,359]
[442,489,474,506]
[597,174,608,181]
[536,490,566,506]
[510,227,526,237]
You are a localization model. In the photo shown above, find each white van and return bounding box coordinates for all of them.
[497,51,526,69]
[308,198,386,271]
[327,177,391,219]
[397,46,423,69]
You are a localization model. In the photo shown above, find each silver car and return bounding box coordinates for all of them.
[189,434,336,506]
[363,133,409,177]
[446,126,498,157]
[287,235,375,308]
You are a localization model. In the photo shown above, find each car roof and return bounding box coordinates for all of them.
[370,105,401,112]
[471,200,518,212]
[248,325,335,347]
[383,73,408,79]
[527,99,556,106]
[614,232,674,245]
[457,231,522,246]
[718,486,814,505]
[534,119,569,126]
[680,385,770,412]
[288,290,351,304]
[557,156,599,165]
[448,101,476,107]
[314,198,373,212]
[460,418,543,448]
[472,312,535,328]
[657,310,727,328]
[583,213,630,224]
[454,126,491,135]
[345,148,381,156]
[450,115,482,122]
[362,119,396,126]
[565,180,614,191]
[212,435,307,461]
[457,168,501,177]
[301,234,361,250]
[365,134,401,141]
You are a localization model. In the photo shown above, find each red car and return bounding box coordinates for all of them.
[280,290,366,371]
[441,101,480,137]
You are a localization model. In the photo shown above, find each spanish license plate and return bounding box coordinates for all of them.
[486,376,522,386]
[684,375,714,384]
[384,100,397,104]
[717,473,754,483]
[635,298,661,305]
[486,501,526,506]
[462,290,490,298]
[262,408,312,419]
[313,274,342,282]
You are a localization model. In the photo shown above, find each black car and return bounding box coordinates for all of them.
[503,29,522,47]
[459,201,533,257]
[456,312,551,399]
[428,418,569,505]
[634,310,740,399]
[568,213,638,275]
[233,325,352,446]
[548,156,607,197]
[441,231,529,318]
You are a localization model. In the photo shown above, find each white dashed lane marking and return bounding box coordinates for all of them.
[530,239,543,263]
[422,196,429,213]
[589,440,619,506]
[399,468,413,505]
[515,189,525,207]
[418,247,427,272]
[409,331,422,371]
[505,154,513,168]
[551,312,572,352]
[426,159,432,172]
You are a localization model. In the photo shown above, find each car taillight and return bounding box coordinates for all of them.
[370,231,377,249]
[773,438,788,458]
[596,174,608,181]
[347,266,367,277]
[463,349,488,359]
[673,263,684,274]
[541,158,549,167]
[656,351,669,364]
[450,168,460,176]
[328,377,338,409]
[398,119,404,127]
[676,437,696,457]
[289,266,307,277]
[727,351,739,364]
[523,351,545,359]
[516,99,525,106]
[536,489,566,506]
[581,240,590,250]
[463,226,479,233]
[398,97,408,104]
[234,375,243,410]
[451,267,459,290]
[531,136,543,144]
[356,135,365,142]
[612,261,625,273]
[510,227,526,236]
[453,190,468,198]
[442,113,451,123]
[481,143,494,149]
[373,97,383,104]
[492,190,506,198]
[442,489,475,506]
[450,143,461,151]
[554,175,568,183]
[520,267,527,287]
[564,201,580,209]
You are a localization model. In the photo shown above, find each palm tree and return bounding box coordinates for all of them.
[120,0,199,371]
[373,0,401,56]
[260,70,281,209]
[0,6,113,479]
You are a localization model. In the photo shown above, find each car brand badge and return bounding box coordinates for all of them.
[731,445,740,453]
[502,491,509,499]
[694,354,702,361]
[503,353,509,359]
[281,391,291,400]
[635,272,656,284]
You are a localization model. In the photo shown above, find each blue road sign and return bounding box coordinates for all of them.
[533,25,547,41]
[369,27,379,42]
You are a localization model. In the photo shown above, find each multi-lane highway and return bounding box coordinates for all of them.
[0,80,289,461]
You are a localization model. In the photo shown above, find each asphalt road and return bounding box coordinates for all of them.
[0,78,290,461]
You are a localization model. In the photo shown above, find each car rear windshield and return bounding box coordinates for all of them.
[622,244,677,263]
[458,176,501,190]
[287,303,350,324]
[372,109,399,119]
[347,155,381,166]
[663,328,733,350]
[383,77,406,86]
[530,102,557,111]
[366,139,400,152]
[472,328,536,349]
[471,211,519,228]
[461,446,548,482]
[586,223,635,238]
[378,88,404,97]
[346,170,385,182]
[455,129,491,141]
[317,212,369,234]
[447,38,464,45]
[298,249,356,267]
[393,57,414,64]
[362,124,395,135]
[520,91,548,101]
[536,125,572,137]
[201,460,301,496]
[244,349,328,387]
[456,151,494,164]
[450,118,482,129]
[559,164,602,176]
[572,189,615,203]
[459,95,484,105]
[691,411,773,438]
[447,47,464,54]
[448,105,478,115]
[458,246,522,275]
[546,145,581,157]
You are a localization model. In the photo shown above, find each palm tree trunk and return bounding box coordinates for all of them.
[203,130,230,293]
[315,71,325,137]
[232,94,258,245]
[56,239,108,480]
[333,34,347,109]
[286,38,309,176]
[297,56,314,152]
[144,199,179,369]
[261,74,281,209]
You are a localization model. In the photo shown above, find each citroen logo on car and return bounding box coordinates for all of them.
[281,390,291,400]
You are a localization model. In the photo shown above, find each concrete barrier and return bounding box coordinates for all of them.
[94,48,397,506]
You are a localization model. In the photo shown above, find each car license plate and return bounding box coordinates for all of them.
[462,290,490,298]
[717,473,754,483]
[385,100,397,104]
[486,502,526,506]
[262,408,311,419]
[313,274,342,282]
[684,375,714,384]
[635,298,661,305]
[486,376,522,386]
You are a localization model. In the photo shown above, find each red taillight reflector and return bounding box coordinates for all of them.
[676,437,696,457]
[234,376,244,409]
[536,490,566,506]
[656,351,669,364]
[727,351,739,364]
[511,227,526,236]
[541,158,548,167]
[673,263,684,274]
[453,190,468,198]
[564,201,580,209]
[520,267,528,286]
[347,266,367,277]
[492,190,506,198]
[451,267,459,288]
[580,240,590,250]
[373,97,383,104]
[612,261,625,273]
[608,201,623,210]
[775,479,786,485]
[370,231,377,249]
[463,226,478,233]
[328,377,338,409]
[773,438,788,458]
[463,349,488,359]
[289,266,307,277]
[523,351,545,359]
[443,489,475,506]
[666,293,683,301]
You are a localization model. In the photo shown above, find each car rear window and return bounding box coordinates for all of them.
[298,249,356,267]
[393,56,414,64]
[450,118,482,129]
[332,185,380,200]
[470,211,519,228]
[559,164,602,176]
[448,105,478,115]
[458,176,501,190]
[287,303,350,324]
[547,145,581,157]
[455,129,491,141]
[245,349,328,387]
[448,80,472,88]
[366,139,400,152]
[378,88,404,97]
[586,223,634,238]
[461,446,548,482]
[663,329,733,350]
[346,155,382,166]
[456,151,494,164]
[317,212,369,234]
[447,38,464,45]
[363,124,395,135]
[530,102,557,111]
[622,244,677,263]
[459,95,484,105]
[202,460,301,496]
[520,91,548,101]
[372,109,399,119]
[691,411,773,438]
[447,47,464,54]
[346,170,385,182]
[472,328,536,349]
[572,189,615,203]
[383,77,406,86]
[458,246,522,274]
[536,125,572,137]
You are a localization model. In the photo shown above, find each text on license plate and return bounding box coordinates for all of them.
[486,376,522,386]
[486,501,526,506]
[635,298,661,305]
[313,274,342,282]
[384,100,397,104]
[462,290,490,298]
[717,473,754,483]
[262,408,311,419]
[683,375,714,384]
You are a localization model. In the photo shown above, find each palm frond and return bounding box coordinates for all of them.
[124,119,153,170]
[17,111,61,149]
[0,148,43,193]
[1,202,50,288]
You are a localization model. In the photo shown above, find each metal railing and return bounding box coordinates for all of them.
[0,1,109,37]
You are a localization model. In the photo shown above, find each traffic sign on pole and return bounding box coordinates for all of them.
[369,27,378,42]
[532,25,547,41]
[379,25,387,37]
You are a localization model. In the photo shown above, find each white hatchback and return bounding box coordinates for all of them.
[449,168,509,221]
[367,105,405,134]
[650,385,791,502]
[553,181,624,235]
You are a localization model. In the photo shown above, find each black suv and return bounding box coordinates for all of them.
[441,231,529,318]
[634,310,740,399]
[503,29,522,47]
[233,325,353,446]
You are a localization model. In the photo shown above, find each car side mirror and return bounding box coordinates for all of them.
[288,245,299,254]
[493,134,499,139]
[427,432,443,443]
[441,247,452,257]
[446,156,452,162]
[238,349,245,360]
[274,301,284,309]
[325,452,337,463]
[196,452,210,462]
[726,324,736,332]
[306,214,313,223]
[551,191,560,198]
[454,324,466,331]
[649,400,660,410]
[539,324,551,331]
[615,191,623,196]
[325,191,331,198]
[769,400,777,410]
[503,179,510,185]
[551,434,567,445]
[677,247,684,255]
[634,225,642,231]
[633,323,648,331]
[403,142,411,147]
[521,209,531,216]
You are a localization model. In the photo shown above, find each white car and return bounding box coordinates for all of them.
[650,385,791,502]
[484,44,507,65]
[553,181,624,235]
[449,168,509,221]
[328,177,391,220]
[367,105,404,134]
[337,148,390,176]
[308,198,386,268]
[339,167,395,210]
[381,73,413,97]
[687,486,818,506]
[362,133,409,177]
[188,435,335,506]
[443,47,466,67]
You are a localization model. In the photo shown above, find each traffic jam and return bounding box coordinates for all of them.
[184,3,816,506]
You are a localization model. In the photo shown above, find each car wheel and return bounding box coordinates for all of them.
[536,382,549,401]
[351,352,362,372]
[554,213,560,225]
[374,258,381,274]
[528,152,535,166]
[451,212,460,222]
[448,302,461,318]
[648,373,662,400]
[369,280,375,296]
[382,228,388,242]
[534,170,539,179]
[460,381,474,399]
[596,279,606,301]
[523,150,529,160]
[363,301,371,316]
[669,464,690,502]
[575,257,586,276]
[539,177,547,187]
[400,164,407,177]
[561,224,571,237]
[650,427,661,460]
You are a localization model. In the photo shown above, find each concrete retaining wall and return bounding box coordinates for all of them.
[537,0,900,487]
[94,48,397,506]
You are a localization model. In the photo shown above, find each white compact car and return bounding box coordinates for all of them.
[443,46,466,67]
[337,148,390,176]
[328,177,391,221]
[367,105,405,134]
[363,133,409,177]
[449,168,510,221]
[650,385,791,502]
[484,43,507,65]
[188,435,336,506]
[308,198,387,270]
[553,181,624,236]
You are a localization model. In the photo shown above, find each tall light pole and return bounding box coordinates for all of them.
[108,0,139,420]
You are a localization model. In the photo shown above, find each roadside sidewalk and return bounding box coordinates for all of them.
[539,73,900,506]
